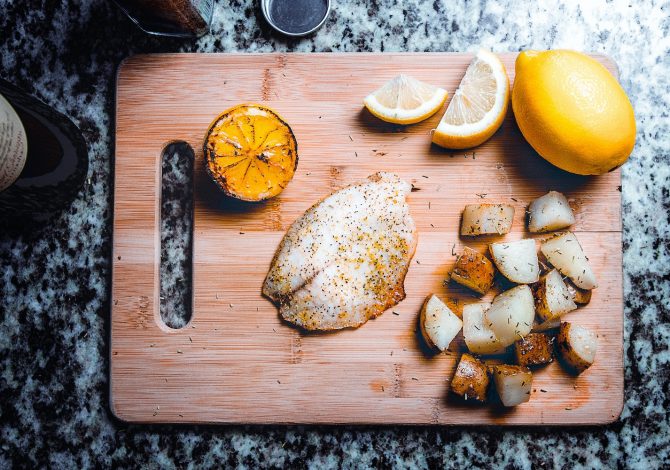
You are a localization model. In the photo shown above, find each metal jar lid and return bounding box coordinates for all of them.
[261,0,331,37]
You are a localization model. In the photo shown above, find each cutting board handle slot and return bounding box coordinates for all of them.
[158,141,195,330]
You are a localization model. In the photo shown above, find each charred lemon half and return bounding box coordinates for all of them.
[204,104,298,202]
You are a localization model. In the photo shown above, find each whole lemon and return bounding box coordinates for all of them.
[512,50,635,175]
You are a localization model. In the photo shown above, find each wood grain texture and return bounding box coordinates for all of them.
[111,53,623,425]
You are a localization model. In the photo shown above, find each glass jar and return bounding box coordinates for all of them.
[113,0,214,38]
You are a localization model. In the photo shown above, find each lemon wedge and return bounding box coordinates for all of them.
[363,74,448,125]
[432,50,510,149]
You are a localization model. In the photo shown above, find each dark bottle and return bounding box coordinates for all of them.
[0,79,88,220]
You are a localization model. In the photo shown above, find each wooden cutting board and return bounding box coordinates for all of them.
[111,53,623,425]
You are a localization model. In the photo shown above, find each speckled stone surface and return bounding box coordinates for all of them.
[1,0,669,468]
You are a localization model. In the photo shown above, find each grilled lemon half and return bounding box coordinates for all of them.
[204,104,298,202]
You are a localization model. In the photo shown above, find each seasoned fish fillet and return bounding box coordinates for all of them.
[263,172,417,330]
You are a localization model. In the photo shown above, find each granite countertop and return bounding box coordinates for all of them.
[1,0,669,467]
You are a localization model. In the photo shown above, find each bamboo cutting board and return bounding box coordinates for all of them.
[111,53,623,425]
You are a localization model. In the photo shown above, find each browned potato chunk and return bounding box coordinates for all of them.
[540,231,597,289]
[491,365,533,407]
[450,353,490,402]
[489,238,540,284]
[565,279,593,305]
[461,203,514,236]
[514,333,554,367]
[450,247,495,295]
[484,285,535,347]
[463,303,507,355]
[532,269,577,322]
[419,294,463,352]
[527,191,576,233]
[557,322,598,374]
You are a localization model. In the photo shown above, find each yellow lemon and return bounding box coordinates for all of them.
[512,50,635,175]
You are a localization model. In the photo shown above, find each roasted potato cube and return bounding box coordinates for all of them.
[491,365,533,407]
[450,353,490,402]
[420,294,463,352]
[489,239,540,284]
[461,203,514,236]
[450,246,495,295]
[463,303,506,355]
[565,279,593,305]
[532,269,578,322]
[484,285,535,347]
[540,231,597,290]
[557,322,598,374]
[514,333,554,367]
[527,191,576,233]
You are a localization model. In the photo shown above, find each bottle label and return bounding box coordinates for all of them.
[0,93,28,192]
